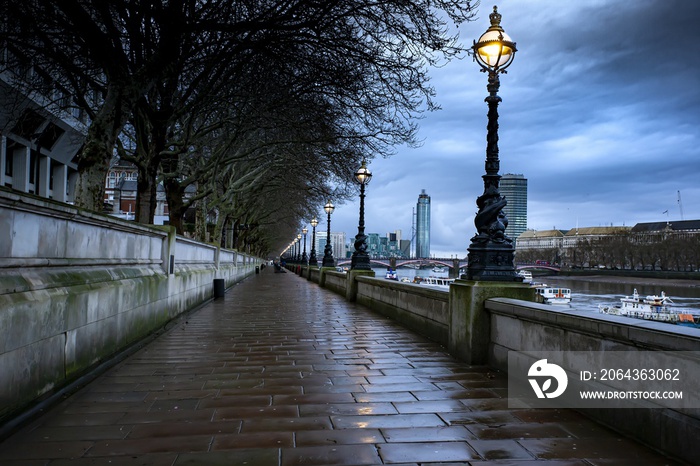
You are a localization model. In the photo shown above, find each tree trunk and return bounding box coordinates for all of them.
[135,166,157,224]
[164,178,186,235]
[73,85,142,211]
[195,200,207,242]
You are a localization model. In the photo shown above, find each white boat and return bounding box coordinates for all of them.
[417,276,455,289]
[598,289,698,325]
[432,266,446,273]
[385,269,398,280]
[535,285,572,305]
[517,270,533,283]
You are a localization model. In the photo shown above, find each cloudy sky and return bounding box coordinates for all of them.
[327,0,700,258]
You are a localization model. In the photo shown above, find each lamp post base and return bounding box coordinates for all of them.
[308,255,318,267]
[464,242,522,282]
[322,242,335,268]
[350,252,372,271]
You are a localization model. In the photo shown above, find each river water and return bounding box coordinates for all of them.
[372,267,700,315]
[538,275,700,315]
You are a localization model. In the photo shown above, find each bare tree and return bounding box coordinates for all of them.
[4,0,479,258]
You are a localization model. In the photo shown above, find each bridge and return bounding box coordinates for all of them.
[335,257,560,274]
[515,263,561,273]
[336,257,467,270]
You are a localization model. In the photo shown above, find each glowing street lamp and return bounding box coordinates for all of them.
[321,201,335,267]
[301,227,308,264]
[308,218,319,267]
[465,6,521,282]
[350,160,372,270]
[296,233,302,261]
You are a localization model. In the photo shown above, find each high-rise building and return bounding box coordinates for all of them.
[316,231,347,260]
[366,233,381,257]
[416,189,431,258]
[500,173,527,240]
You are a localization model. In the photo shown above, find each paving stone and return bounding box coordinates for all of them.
[381,426,475,442]
[467,439,535,460]
[518,438,679,461]
[393,399,472,414]
[467,422,573,440]
[175,449,280,465]
[281,444,380,465]
[240,416,333,433]
[377,441,478,463]
[295,428,385,446]
[212,431,294,449]
[331,413,446,429]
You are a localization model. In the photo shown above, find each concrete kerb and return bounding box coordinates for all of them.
[449,279,535,364]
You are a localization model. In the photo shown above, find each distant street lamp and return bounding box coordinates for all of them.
[301,228,308,264]
[465,6,521,282]
[322,201,335,267]
[351,160,372,270]
[308,218,319,267]
[296,233,302,261]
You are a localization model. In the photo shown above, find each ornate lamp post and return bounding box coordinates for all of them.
[301,228,308,264]
[321,201,335,267]
[296,233,302,261]
[308,218,319,267]
[465,5,521,282]
[351,160,372,270]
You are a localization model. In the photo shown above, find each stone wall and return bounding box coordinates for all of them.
[486,298,700,465]
[0,188,260,423]
[321,270,347,295]
[355,276,449,344]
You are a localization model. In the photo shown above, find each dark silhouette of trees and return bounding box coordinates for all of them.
[517,230,700,273]
[2,0,479,255]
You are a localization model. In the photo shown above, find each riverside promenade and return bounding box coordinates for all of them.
[0,269,683,465]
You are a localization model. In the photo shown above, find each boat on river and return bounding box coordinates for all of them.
[535,285,571,305]
[517,270,533,283]
[598,289,699,326]
[414,276,455,289]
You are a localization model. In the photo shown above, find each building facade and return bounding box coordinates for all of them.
[415,189,431,258]
[500,173,527,240]
[1,65,86,202]
[316,231,347,260]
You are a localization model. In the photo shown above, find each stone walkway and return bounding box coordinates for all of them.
[0,269,683,465]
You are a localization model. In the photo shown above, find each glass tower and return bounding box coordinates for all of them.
[500,174,527,240]
[415,189,431,258]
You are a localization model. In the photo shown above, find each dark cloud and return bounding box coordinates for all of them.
[324,1,700,257]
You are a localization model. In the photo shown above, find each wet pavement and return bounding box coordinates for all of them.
[0,269,684,465]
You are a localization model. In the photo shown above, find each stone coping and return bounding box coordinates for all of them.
[486,298,700,351]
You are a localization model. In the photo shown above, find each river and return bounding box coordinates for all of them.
[372,267,700,314]
[540,275,700,314]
